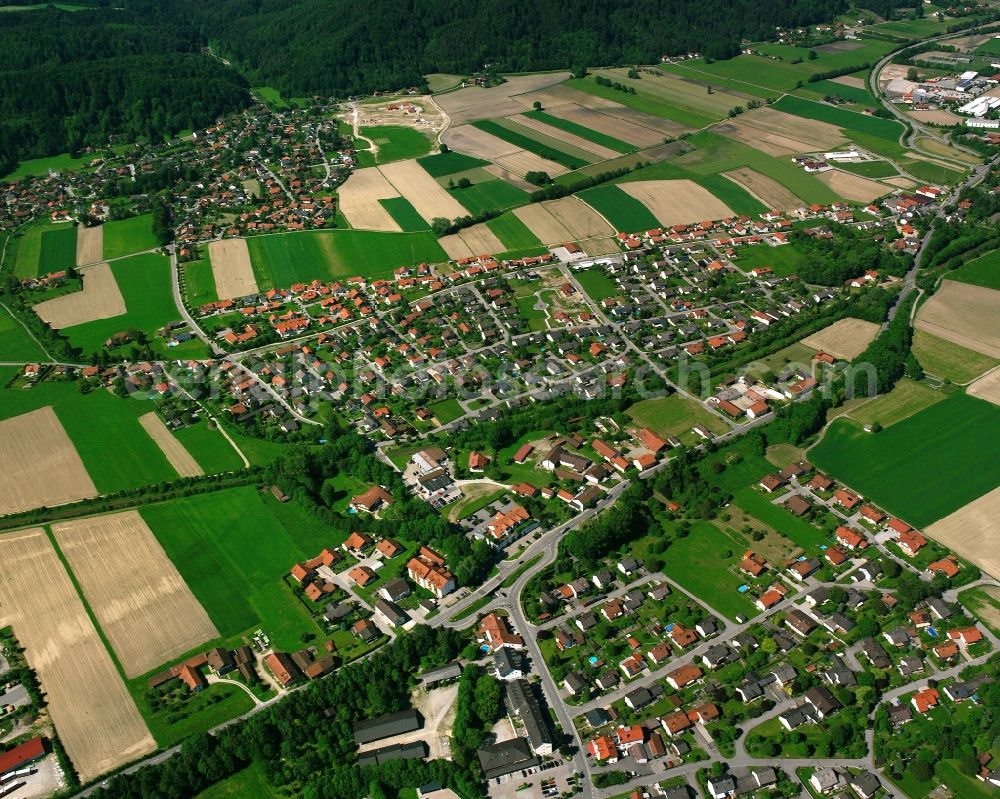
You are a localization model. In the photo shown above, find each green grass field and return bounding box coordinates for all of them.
[911,329,998,384]
[12,221,55,279]
[450,179,529,215]
[1,150,94,182]
[661,521,761,620]
[141,486,344,648]
[836,160,899,178]
[417,150,490,177]
[846,378,945,429]
[247,230,447,287]
[429,397,464,424]
[523,109,636,153]
[575,270,621,302]
[379,197,430,231]
[182,256,219,307]
[797,79,878,107]
[134,679,254,749]
[471,120,589,170]
[731,244,807,278]
[38,226,77,272]
[0,305,47,361]
[360,125,435,164]
[772,95,906,159]
[564,75,717,129]
[897,157,965,185]
[578,185,659,231]
[948,248,1000,290]
[172,421,245,474]
[193,762,277,799]
[0,379,183,492]
[102,214,159,260]
[485,213,543,250]
[252,86,289,110]
[627,395,729,438]
[810,393,1000,527]
[60,253,199,357]
[733,487,830,551]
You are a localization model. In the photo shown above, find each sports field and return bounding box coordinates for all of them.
[102,214,159,260]
[578,185,659,231]
[810,393,1000,527]
[140,486,348,649]
[247,230,447,287]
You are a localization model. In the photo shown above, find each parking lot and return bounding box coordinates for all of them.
[487,759,575,799]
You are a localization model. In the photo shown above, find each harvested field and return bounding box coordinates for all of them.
[801,317,880,360]
[206,239,258,300]
[814,169,889,202]
[619,180,734,226]
[831,75,867,89]
[336,167,402,232]
[0,528,155,781]
[512,204,574,245]
[483,164,535,191]
[967,368,1000,406]
[508,114,621,160]
[723,167,803,211]
[33,262,126,329]
[910,109,964,125]
[441,125,519,160]
[883,176,918,188]
[435,73,570,126]
[53,511,219,677]
[582,238,621,256]
[379,159,468,222]
[545,104,666,148]
[715,120,816,157]
[492,150,568,178]
[0,407,97,515]
[737,107,846,149]
[915,281,1000,358]
[927,486,1000,579]
[439,224,508,260]
[75,225,102,267]
[138,412,203,478]
[542,197,614,240]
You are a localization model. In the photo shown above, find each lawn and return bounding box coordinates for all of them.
[430,397,464,424]
[810,393,1000,527]
[471,120,589,170]
[627,394,729,438]
[12,221,53,279]
[958,586,1000,638]
[417,151,490,177]
[578,185,659,231]
[797,79,878,107]
[575,270,621,302]
[0,305,47,361]
[450,179,529,215]
[61,253,204,357]
[911,329,998,384]
[141,486,344,648]
[183,256,219,307]
[38,225,77,272]
[731,243,807,277]
[172,421,245,474]
[194,762,277,799]
[102,214,159,260]
[846,378,945,428]
[485,213,543,251]
[949,248,1000,291]
[379,197,430,231]
[733,487,830,552]
[247,230,447,287]
[660,521,761,620]
[0,378,182,492]
[897,157,964,185]
[523,109,636,153]
[133,679,254,749]
[360,125,434,163]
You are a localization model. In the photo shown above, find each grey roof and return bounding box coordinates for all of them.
[494,648,527,678]
[353,708,422,745]
[505,679,552,753]
[419,663,462,685]
[358,740,427,766]
[477,738,539,780]
[583,707,611,728]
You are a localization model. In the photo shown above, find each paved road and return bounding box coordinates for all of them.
[167,245,223,355]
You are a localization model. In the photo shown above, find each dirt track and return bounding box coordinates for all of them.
[0,406,97,516]
[0,528,155,781]
[33,262,126,329]
[53,511,219,678]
